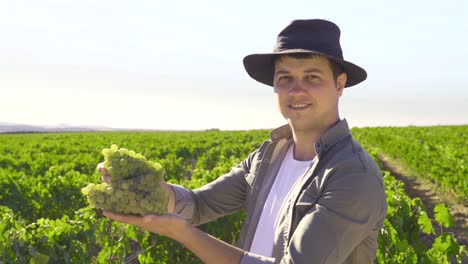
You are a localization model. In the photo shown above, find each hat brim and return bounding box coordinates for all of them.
[243,50,367,88]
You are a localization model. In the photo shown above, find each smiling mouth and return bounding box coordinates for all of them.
[288,103,312,110]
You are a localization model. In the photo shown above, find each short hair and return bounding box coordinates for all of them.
[274,53,345,81]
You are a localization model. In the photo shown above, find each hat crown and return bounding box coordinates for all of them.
[273,19,343,59]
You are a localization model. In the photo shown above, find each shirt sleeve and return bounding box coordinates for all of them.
[168,148,260,226]
[279,169,387,264]
[170,183,196,220]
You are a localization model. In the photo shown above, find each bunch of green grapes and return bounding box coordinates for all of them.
[82,144,168,215]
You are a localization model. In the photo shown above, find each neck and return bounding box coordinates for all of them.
[291,130,319,161]
[290,117,340,161]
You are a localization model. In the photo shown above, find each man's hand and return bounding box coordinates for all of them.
[103,211,189,241]
[103,211,244,264]
[96,162,176,213]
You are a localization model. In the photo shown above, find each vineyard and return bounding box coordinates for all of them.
[352,125,467,200]
[0,126,467,263]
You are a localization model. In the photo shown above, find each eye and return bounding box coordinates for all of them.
[306,75,319,81]
[277,75,292,82]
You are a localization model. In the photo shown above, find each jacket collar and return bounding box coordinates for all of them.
[270,119,351,156]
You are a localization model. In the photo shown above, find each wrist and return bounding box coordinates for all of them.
[172,219,195,244]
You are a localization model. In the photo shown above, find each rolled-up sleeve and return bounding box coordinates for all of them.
[170,184,196,221]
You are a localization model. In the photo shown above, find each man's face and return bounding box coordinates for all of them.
[273,55,347,133]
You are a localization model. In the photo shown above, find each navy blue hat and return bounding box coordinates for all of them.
[243,19,367,88]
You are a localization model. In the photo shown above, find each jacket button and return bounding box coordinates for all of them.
[272,133,279,139]
[255,186,260,191]
[264,158,269,163]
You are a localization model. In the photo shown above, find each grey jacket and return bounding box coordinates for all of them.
[171,119,388,263]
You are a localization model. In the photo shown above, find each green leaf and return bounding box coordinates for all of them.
[428,233,461,261]
[418,211,434,234]
[411,197,423,208]
[434,203,454,228]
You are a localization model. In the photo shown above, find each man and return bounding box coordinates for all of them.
[101,19,388,263]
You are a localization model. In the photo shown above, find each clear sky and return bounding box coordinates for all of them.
[1,0,467,130]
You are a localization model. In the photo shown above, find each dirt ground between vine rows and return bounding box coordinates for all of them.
[378,154,468,256]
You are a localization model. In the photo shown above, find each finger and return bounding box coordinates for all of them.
[101,175,112,184]
[103,211,142,226]
[97,162,112,183]
[96,162,108,174]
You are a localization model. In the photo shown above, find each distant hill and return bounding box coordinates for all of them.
[0,122,113,133]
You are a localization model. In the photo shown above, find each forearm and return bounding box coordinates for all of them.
[163,183,245,263]
[175,223,245,264]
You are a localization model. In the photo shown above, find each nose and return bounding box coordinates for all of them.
[288,79,304,94]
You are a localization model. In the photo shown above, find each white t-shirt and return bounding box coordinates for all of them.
[249,144,313,257]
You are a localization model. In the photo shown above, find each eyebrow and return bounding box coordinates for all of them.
[274,68,324,75]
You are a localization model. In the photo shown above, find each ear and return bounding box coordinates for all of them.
[336,72,347,96]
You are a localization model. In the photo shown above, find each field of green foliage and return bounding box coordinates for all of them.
[0,126,466,263]
[353,125,467,200]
